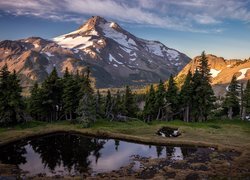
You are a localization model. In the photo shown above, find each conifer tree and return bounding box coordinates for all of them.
[29,82,43,120]
[180,71,192,122]
[124,85,137,117]
[223,75,240,119]
[191,69,203,121]
[76,92,96,127]
[95,89,103,118]
[113,90,124,117]
[76,67,96,126]
[155,80,166,120]
[40,67,62,121]
[62,68,79,121]
[166,74,179,120]
[192,51,215,122]
[104,90,113,119]
[243,80,250,119]
[143,85,156,122]
[0,65,24,125]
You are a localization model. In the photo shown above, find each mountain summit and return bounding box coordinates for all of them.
[0,16,190,88]
[53,16,190,86]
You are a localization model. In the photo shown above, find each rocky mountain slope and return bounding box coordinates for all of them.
[0,16,190,89]
[177,54,250,95]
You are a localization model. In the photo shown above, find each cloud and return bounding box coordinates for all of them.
[0,0,249,32]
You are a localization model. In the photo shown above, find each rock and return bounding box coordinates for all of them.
[156,127,181,137]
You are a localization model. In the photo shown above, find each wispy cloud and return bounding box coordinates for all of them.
[0,0,249,32]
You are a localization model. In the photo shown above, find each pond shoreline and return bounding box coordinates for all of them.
[0,128,219,149]
[0,122,249,179]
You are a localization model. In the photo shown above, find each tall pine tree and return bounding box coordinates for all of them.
[180,71,193,122]
[193,51,215,122]
[40,67,63,122]
[123,85,137,117]
[29,82,43,120]
[143,85,156,122]
[243,80,250,119]
[104,90,113,119]
[223,75,240,119]
[155,80,166,120]
[76,67,96,126]
[0,65,24,126]
[62,68,79,121]
[166,75,179,120]
[95,89,104,118]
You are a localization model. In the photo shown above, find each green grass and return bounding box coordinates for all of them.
[14,121,47,130]
[0,118,249,150]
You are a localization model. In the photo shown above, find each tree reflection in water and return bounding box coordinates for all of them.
[0,142,27,165]
[0,133,201,176]
[29,134,105,174]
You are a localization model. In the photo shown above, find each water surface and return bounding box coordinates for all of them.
[0,133,204,176]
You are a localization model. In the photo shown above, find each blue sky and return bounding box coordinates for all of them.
[0,0,250,59]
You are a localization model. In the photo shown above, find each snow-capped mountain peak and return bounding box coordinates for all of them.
[53,16,189,67]
[0,16,190,88]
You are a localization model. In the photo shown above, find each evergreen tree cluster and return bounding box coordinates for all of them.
[98,85,138,121]
[0,65,24,126]
[1,51,250,127]
[143,51,216,122]
[29,67,95,125]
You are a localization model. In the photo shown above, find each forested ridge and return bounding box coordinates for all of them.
[0,52,250,127]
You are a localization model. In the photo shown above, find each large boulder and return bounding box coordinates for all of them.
[156,127,181,137]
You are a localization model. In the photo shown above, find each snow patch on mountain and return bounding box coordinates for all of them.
[146,42,164,57]
[237,68,250,80]
[44,52,54,57]
[120,46,132,54]
[101,22,137,49]
[167,49,179,60]
[210,69,221,78]
[109,54,123,65]
[54,35,92,49]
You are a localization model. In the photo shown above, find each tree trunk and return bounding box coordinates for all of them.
[156,108,161,120]
[240,83,244,117]
[242,107,246,120]
[70,111,72,121]
[186,105,189,122]
[228,107,233,119]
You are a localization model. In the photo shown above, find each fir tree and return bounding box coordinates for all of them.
[40,67,63,122]
[180,71,192,122]
[143,85,156,122]
[124,85,137,117]
[166,74,179,120]
[155,80,166,120]
[190,69,203,121]
[243,80,250,119]
[29,82,42,120]
[0,65,24,126]
[62,68,79,121]
[104,90,113,119]
[223,75,240,119]
[113,90,124,117]
[95,89,103,118]
[76,92,96,127]
[76,67,96,126]
[192,51,215,122]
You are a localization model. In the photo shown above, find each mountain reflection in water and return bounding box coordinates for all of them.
[0,133,199,176]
